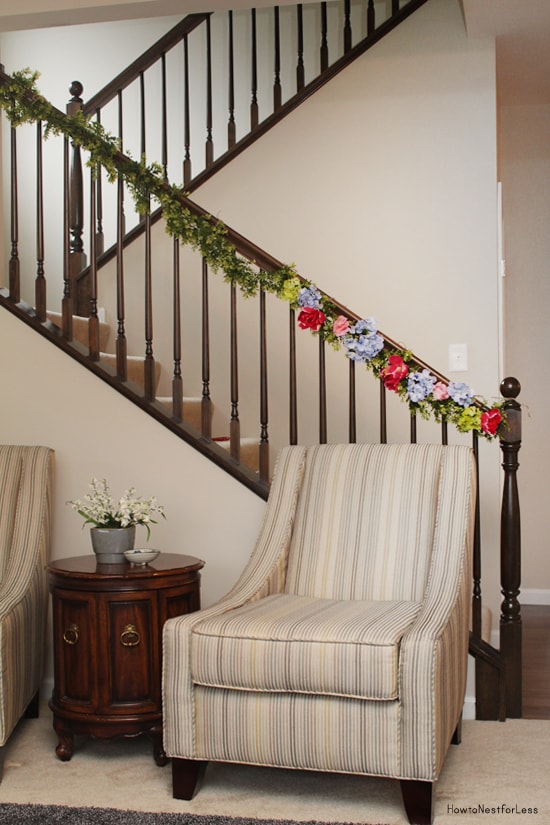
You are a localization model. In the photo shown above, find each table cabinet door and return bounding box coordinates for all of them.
[52,589,98,711]
[99,591,160,714]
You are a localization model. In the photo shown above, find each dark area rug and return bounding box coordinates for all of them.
[0,805,387,825]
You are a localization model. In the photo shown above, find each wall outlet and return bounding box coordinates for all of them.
[448,343,468,372]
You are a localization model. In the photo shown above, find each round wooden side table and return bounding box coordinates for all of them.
[47,553,204,765]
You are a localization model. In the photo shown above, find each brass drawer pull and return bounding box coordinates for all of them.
[63,623,79,645]
[120,624,141,647]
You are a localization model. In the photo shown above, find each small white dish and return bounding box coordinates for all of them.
[123,548,160,566]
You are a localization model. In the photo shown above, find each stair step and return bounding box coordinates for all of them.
[214,437,259,473]
[156,396,203,431]
[99,352,161,394]
[46,311,111,352]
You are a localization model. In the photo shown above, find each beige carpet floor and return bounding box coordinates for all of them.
[1,703,548,825]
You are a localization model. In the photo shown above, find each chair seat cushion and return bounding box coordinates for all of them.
[190,594,421,700]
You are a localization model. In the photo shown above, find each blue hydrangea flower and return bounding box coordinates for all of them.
[344,330,384,363]
[448,381,474,407]
[297,286,322,309]
[350,317,377,336]
[407,370,437,403]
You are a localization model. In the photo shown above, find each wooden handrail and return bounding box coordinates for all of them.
[82,15,210,116]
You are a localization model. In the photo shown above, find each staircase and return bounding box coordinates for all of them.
[0,0,522,722]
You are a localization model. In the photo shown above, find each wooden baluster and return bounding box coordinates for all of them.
[367,0,375,34]
[115,170,127,381]
[320,2,329,72]
[117,91,126,235]
[35,121,46,321]
[172,237,183,422]
[144,203,156,401]
[9,125,20,303]
[344,0,352,52]
[273,7,282,110]
[139,73,146,225]
[319,337,327,443]
[259,287,269,482]
[161,53,168,180]
[289,306,298,444]
[88,164,100,361]
[499,376,522,718]
[230,283,241,462]
[62,136,73,341]
[67,81,87,315]
[205,18,214,167]
[392,0,400,14]
[348,359,356,443]
[410,409,417,443]
[228,11,236,149]
[379,379,387,443]
[201,258,212,437]
[297,5,305,92]
[441,417,448,445]
[471,432,482,638]
[250,9,259,129]
[94,110,104,256]
[183,35,192,186]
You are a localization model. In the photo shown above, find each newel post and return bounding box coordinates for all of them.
[67,81,89,316]
[499,376,522,718]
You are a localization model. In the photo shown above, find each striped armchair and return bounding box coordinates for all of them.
[0,445,54,773]
[163,443,476,825]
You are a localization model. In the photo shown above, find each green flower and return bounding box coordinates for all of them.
[456,406,482,433]
[279,277,302,305]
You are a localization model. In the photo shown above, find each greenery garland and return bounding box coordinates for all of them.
[0,68,505,439]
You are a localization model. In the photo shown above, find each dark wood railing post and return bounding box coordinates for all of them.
[499,376,522,718]
[67,81,88,316]
[9,125,20,303]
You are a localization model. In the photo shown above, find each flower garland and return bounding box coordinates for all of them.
[0,69,504,440]
[279,282,504,438]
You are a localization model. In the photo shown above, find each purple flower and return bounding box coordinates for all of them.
[344,330,384,363]
[297,286,322,309]
[350,317,377,336]
[407,370,437,403]
[448,381,474,407]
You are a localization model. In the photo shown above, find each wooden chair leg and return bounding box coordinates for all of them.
[400,779,433,825]
[171,757,207,800]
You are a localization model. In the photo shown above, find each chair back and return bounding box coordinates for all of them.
[284,443,467,602]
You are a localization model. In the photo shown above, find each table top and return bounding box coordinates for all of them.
[47,553,205,581]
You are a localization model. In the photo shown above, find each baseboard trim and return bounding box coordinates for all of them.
[521,588,550,605]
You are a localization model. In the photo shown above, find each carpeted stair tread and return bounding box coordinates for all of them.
[157,396,203,430]
[214,436,259,473]
[99,352,161,394]
[46,310,111,352]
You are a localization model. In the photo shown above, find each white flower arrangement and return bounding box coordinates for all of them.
[68,478,165,540]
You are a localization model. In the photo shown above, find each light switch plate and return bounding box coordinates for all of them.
[448,343,468,372]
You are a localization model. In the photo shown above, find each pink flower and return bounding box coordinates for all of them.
[298,307,326,332]
[333,315,350,337]
[481,408,502,436]
[433,382,450,401]
[380,355,408,392]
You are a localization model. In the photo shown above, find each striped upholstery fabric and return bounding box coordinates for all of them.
[191,594,421,699]
[0,445,54,748]
[163,443,475,786]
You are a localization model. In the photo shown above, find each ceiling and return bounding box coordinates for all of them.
[1,0,549,105]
